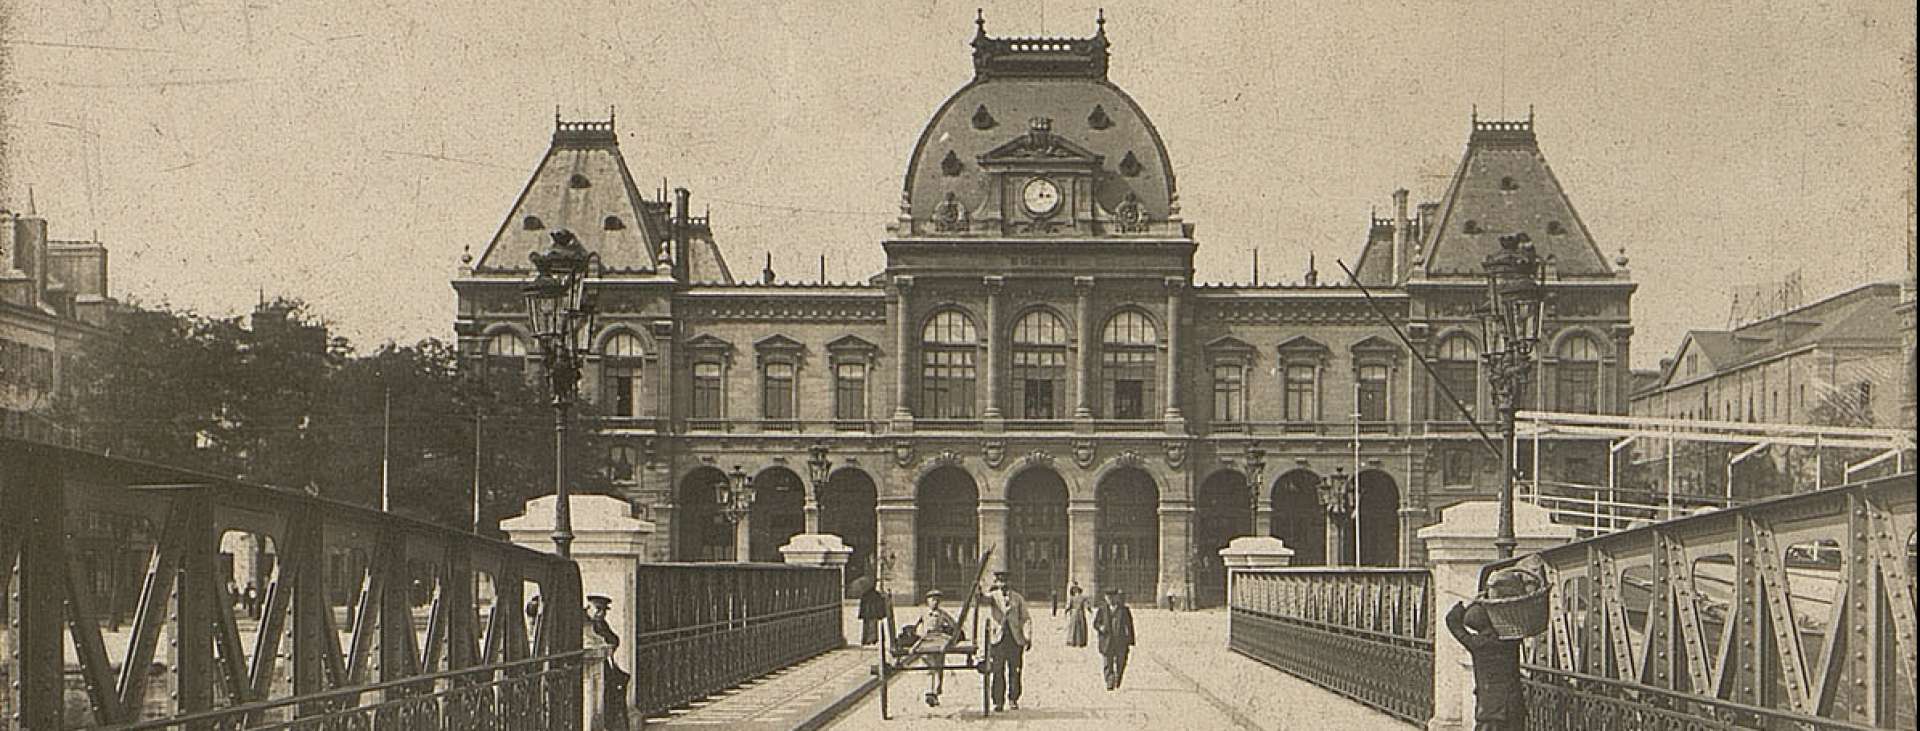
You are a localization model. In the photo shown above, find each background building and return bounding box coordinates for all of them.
[0,210,111,440]
[452,17,1636,606]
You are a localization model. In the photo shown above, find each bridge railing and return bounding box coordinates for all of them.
[0,437,586,731]
[630,562,842,720]
[1226,567,1434,724]
[1484,471,1916,731]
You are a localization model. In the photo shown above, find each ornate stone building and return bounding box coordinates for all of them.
[452,15,1636,606]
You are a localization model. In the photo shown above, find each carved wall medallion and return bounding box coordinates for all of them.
[893,440,915,468]
[983,441,1006,469]
[932,450,965,469]
[1073,440,1096,469]
[1112,450,1145,470]
[1164,441,1187,470]
[1114,192,1148,233]
[933,192,969,232]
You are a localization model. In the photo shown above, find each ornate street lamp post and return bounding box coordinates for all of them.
[1317,467,1356,565]
[1479,232,1546,559]
[713,465,755,559]
[523,229,599,558]
[1243,445,1266,537]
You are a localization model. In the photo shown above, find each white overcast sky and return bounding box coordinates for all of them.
[2,0,1914,369]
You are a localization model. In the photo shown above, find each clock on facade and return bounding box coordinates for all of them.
[1021,177,1061,216]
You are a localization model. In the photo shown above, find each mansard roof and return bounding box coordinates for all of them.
[1421,113,1613,279]
[472,115,667,276]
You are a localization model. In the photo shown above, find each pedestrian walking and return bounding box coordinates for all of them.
[242,583,261,620]
[1092,588,1135,690]
[984,571,1032,711]
[1063,584,1089,648]
[1445,572,1531,731]
[857,578,887,646]
[585,595,631,730]
[1049,588,1058,617]
[908,589,958,707]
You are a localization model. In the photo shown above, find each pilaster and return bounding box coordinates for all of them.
[1068,500,1098,592]
[979,498,1010,574]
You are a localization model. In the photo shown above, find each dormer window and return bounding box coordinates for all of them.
[523,215,545,230]
[1546,220,1565,235]
[604,215,625,231]
[569,173,591,189]
[1499,176,1519,191]
[1462,219,1481,234]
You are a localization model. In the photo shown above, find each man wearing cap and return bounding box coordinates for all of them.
[1091,588,1135,690]
[1445,571,1530,731]
[585,596,631,730]
[984,571,1032,711]
[909,589,958,707]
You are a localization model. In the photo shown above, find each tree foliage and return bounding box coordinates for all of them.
[54,299,612,531]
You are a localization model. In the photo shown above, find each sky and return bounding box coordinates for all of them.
[1,0,1913,369]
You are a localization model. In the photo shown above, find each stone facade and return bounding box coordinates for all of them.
[0,211,111,433]
[451,15,1635,606]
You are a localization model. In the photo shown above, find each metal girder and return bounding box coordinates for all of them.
[116,503,188,715]
[1598,549,1637,679]
[1661,532,1714,693]
[1744,517,1815,713]
[63,543,123,723]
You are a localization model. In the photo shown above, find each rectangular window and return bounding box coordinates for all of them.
[1357,364,1389,422]
[1283,365,1317,422]
[1443,449,1475,487]
[762,362,795,421]
[834,363,867,421]
[692,362,723,419]
[921,349,976,419]
[1431,361,1477,420]
[1013,350,1067,419]
[1557,363,1598,414]
[1212,364,1244,423]
[605,365,640,417]
[1102,350,1155,420]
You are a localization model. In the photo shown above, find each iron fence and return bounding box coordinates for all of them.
[0,437,584,731]
[1483,471,1916,731]
[629,563,842,720]
[1226,567,1434,724]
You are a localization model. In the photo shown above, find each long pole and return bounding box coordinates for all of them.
[1495,394,1518,559]
[381,387,391,513]
[553,399,574,558]
[472,414,483,533]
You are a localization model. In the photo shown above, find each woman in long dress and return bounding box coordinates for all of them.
[1063,583,1089,647]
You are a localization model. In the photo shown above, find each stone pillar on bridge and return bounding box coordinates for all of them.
[781,533,854,634]
[1417,500,1575,731]
[503,492,654,720]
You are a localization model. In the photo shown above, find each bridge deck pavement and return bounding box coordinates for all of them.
[822,607,1413,730]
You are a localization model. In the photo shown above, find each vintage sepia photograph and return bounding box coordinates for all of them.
[0,1,1914,729]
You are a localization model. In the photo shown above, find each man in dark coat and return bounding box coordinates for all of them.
[856,578,888,646]
[1445,600,1524,731]
[1091,589,1135,690]
[586,595,631,730]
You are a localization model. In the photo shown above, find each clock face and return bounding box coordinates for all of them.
[1022,178,1061,216]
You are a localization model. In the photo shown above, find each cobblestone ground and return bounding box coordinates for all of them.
[825,607,1412,730]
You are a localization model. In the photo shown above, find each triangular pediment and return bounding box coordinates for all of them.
[1276,335,1331,353]
[685,333,734,353]
[826,334,880,353]
[1205,335,1256,354]
[1349,335,1400,354]
[979,128,1102,165]
[754,333,806,353]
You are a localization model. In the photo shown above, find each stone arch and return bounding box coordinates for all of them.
[591,323,654,354]
[1006,304,1077,342]
[1547,325,1615,360]
[1005,466,1069,601]
[1355,469,1401,567]
[748,466,806,563]
[820,466,878,587]
[1193,468,1252,607]
[916,466,980,600]
[1270,468,1325,566]
[676,466,733,561]
[1008,457,1086,500]
[1095,466,1159,598]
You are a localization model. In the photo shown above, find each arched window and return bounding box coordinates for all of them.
[921,310,978,419]
[1101,311,1157,420]
[1556,334,1603,414]
[1012,310,1069,419]
[484,331,528,379]
[1432,335,1479,421]
[602,332,645,417]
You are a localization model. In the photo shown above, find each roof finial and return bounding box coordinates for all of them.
[1470,104,1478,126]
[1097,8,1106,33]
[609,105,617,127]
[975,8,986,36]
[1304,252,1319,286]
[555,106,562,127]
[762,252,776,284]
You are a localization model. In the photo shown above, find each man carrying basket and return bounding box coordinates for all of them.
[1445,568,1543,731]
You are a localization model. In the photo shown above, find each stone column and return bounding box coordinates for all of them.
[1068,499,1098,592]
[803,484,821,534]
[1163,277,1186,431]
[891,275,915,429]
[1074,276,1096,422]
[983,276,1005,426]
[1157,501,1193,609]
[979,498,1009,575]
[1417,500,1576,731]
[502,494,655,720]
[877,502,917,603]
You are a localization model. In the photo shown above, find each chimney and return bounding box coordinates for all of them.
[672,187,692,281]
[1415,202,1439,263]
[1391,189,1410,283]
[14,214,49,310]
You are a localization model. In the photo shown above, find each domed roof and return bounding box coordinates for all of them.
[900,13,1180,237]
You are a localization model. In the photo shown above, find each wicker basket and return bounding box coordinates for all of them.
[1478,570,1549,640]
